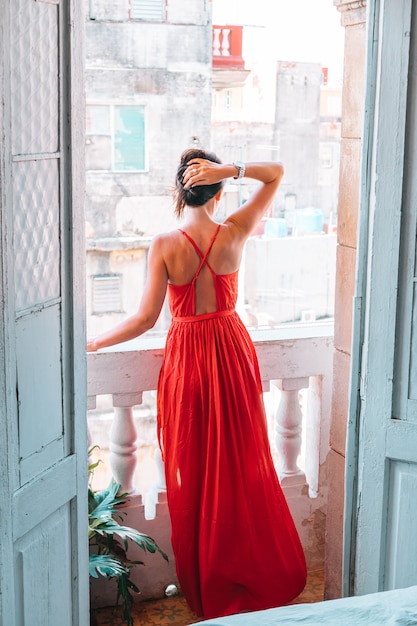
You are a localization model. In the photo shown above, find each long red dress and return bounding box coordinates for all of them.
[157,225,306,619]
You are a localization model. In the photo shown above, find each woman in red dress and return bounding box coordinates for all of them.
[87,149,306,619]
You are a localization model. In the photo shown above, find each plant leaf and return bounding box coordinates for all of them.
[88,451,169,625]
[98,522,168,561]
[90,518,168,561]
[88,479,128,519]
[89,553,128,579]
[88,459,101,472]
[116,571,140,626]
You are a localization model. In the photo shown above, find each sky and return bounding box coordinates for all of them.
[212,0,345,85]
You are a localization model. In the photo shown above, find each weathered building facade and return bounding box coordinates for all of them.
[85,6,341,337]
[85,0,213,337]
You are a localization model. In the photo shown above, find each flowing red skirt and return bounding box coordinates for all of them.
[157,310,306,619]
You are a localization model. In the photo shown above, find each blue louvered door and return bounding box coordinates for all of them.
[0,1,89,624]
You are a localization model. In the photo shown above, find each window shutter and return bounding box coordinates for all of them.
[92,275,122,313]
[130,0,165,21]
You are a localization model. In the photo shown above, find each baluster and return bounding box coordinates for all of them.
[109,392,142,495]
[212,27,221,56]
[221,28,231,56]
[274,378,308,484]
[154,446,166,491]
[145,444,167,520]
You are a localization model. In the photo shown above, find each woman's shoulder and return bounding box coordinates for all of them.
[152,229,182,245]
[221,215,249,243]
[149,229,186,260]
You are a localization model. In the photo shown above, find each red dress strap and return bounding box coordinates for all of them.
[178,224,221,282]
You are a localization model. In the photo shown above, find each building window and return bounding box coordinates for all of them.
[130,0,165,21]
[320,144,333,169]
[86,104,146,172]
[92,275,123,314]
[224,89,232,111]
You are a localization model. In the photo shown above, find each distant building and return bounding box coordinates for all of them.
[84,0,213,337]
[85,3,341,335]
[212,51,341,230]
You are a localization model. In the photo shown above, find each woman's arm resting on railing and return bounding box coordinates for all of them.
[87,237,168,352]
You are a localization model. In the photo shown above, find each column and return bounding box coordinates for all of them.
[327,0,367,599]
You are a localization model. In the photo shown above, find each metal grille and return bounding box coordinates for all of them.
[92,275,123,314]
[130,0,165,21]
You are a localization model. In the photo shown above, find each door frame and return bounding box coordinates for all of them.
[343,0,414,596]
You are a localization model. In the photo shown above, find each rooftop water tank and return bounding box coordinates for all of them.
[264,217,287,238]
[294,207,323,235]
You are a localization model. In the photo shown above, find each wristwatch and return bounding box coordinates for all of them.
[233,161,246,180]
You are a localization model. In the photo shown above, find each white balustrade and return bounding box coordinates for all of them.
[212,27,231,57]
[87,323,334,579]
[274,377,308,484]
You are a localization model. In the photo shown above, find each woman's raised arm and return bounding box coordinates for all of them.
[225,162,284,237]
[183,159,284,238]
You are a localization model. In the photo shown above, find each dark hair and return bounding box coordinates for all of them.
[174,148,224,218]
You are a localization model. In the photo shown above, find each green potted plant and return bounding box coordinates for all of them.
[88,450,168,625]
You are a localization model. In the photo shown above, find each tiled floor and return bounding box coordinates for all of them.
[91,567,324,626]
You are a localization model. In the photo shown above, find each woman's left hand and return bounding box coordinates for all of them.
[87,338,98,352]
[182,159,224,188]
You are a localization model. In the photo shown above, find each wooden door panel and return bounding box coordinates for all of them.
[386,420,417,461]
[408,287,417,405]
[384,461,417,589]
[346,0,417,596]
[12,456,77,540]
[15,307,64,483]
[14,508,72,626]
[0,0,88,623]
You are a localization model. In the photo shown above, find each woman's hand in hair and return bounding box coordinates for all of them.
[183,159,233,189]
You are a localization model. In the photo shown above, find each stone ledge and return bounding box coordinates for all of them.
[86,236,152,251]
[334,0,367,27]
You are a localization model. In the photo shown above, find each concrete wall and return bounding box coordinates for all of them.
[275,61,322,211]
[325,0,367,599]
[85,8,213,239]
[244,235,336,326]
[86,233,337,339]
[85,0,213,338]
[212,61,341,227]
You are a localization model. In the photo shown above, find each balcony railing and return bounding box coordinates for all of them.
[212,25,245,69]
[87,322,333,605]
